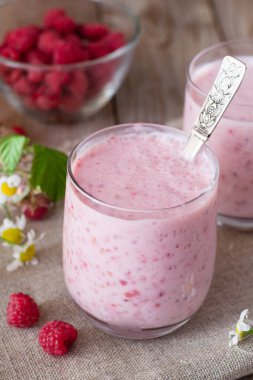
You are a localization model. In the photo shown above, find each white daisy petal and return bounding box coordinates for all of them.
[238,321,251,332]
[6,260,23,272]
[0,176,8,186]
[7,174,21,187]
[30,258,38,266]
[0,193,7,204]
[16,215,26,230]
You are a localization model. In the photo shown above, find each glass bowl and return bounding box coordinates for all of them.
[0,0,140,123]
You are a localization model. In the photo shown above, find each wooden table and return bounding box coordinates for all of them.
[1,1,253,379]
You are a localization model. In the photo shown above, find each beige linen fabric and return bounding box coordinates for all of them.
[0,116,253,379]
[1,200,253,380]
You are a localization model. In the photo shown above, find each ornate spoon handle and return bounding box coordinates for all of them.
[183,55,246,160]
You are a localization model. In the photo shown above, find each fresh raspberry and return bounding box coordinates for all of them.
[12,125,27,136]
[27,70,44,84]
[7,293,40,328]
[38,30,62,55]
[13,76,34,96]
[5,26,40,54]
[68,70,88,97]
[44,8,66,28]
[87,40,109,59]
[104,32,125,52]
[0,46,20,61]
[22,192,50,220]
[5,69,23,85]
[38,320,78,356]
[81,23,109,41]
[53,16,76,34]
[45,70,70,95]
[53,40,89,64]
[25,50,51,64]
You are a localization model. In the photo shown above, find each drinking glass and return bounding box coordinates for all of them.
[63,124,218,339]
[183,40,253,230]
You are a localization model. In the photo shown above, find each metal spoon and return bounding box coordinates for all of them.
[183,55,247,161]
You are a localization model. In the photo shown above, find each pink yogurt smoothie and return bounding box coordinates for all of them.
[63,124,218,332]
[183,57,253,218]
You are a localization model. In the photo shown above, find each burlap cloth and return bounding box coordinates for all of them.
[1,117,253,380]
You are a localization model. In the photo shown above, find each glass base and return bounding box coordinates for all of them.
[83,310,190,339]
[218,213,253,231]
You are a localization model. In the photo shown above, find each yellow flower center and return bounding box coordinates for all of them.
[2,227,23,244]
[1,182,17,196]
[19,244,35,262]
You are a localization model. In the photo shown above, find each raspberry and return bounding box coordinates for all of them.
[39,320,78,356]
[45,70,70,95]
[12,125,27,136]
[81,23,109,41]
[5,69,23,85]
[44,8,66,28]
[13,76,34,96]
[0,46,20,61]
[87,40,109,59]
[38,30,62,55]
[53,40,89,64]
[68,70,88,97]
[7,293,40,328]
[22,192,50,220]
[5,26,40,54]
[53,16,76,34]
[27,70,44,84]
[104,32,125,52]
[25,50,51,64]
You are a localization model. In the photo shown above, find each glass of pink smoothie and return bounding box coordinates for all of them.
[63,123,218,339]
[183,40,253,230]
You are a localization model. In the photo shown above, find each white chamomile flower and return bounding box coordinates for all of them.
[6,230,39,272]
[229,309,253,347]
[0,215,26,245]
[0,174,21,204]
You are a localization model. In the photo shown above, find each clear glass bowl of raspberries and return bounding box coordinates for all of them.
[0,0,140,123]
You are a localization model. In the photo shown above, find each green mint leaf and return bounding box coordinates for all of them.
[0,135,29,173]
[30,144,68,202]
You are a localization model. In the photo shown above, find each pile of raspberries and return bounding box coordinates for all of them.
[0,8,125,112]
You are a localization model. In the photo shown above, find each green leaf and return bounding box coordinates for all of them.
[0,135,29,173]
[30,144,68,202]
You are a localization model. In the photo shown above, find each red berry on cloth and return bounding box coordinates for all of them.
[43,8,66,28]
[81,23,109,41]
[7,293,40,328]
[39,320,78,356]
[12,125,27,136]
[5,26,40,54]
[53,40,89,64]
[22,192,50,220]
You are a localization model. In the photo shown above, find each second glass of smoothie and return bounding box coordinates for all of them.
[183,40,253,229]
[63,123,218,339]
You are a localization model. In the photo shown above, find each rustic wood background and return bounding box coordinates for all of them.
[2,0,252,150]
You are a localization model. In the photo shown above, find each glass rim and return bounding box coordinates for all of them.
[0,0,141,71]
[187,38,253,108]
[67,123,219,215]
